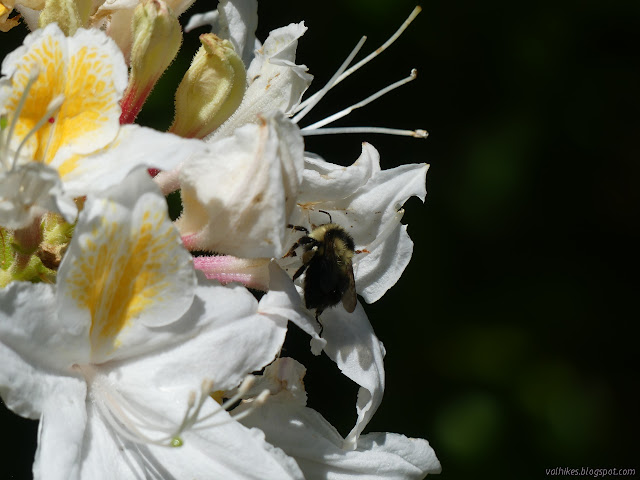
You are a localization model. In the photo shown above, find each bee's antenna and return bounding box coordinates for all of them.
[318,210,333,223]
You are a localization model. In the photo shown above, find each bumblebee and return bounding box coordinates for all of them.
[285,211,357,321]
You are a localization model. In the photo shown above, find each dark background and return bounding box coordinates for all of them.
[1,1,638,478]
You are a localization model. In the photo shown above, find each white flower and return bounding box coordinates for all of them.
[289,143,429,304]
[0,23,206,228]
[237,358,442,479]
[278,143,428,447]
[0,169,303,479]
[207,20,313,140]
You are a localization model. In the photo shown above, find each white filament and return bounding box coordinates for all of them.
[1,66,40,167]
[12,94,65,169]
[80,365,269,448]
[294,6,422,114]
[291,35,367,125]
[302,69,418,131]
[292,8,426,139]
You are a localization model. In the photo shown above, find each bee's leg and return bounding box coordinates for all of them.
[284,235,315,258]
[315,309,324,336]
[292,263,308,281]
[287,224,309,233]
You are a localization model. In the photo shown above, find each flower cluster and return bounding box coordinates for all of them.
[0,0,441,478]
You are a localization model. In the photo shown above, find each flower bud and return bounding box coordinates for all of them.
[120,0,182,124]
[169,33,246,139]
[38,0,92,35]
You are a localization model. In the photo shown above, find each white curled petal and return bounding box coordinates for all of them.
[243,402,441,480]
[348,162,428,229]
[57,124,208,197]
[299,143,380,202]
[357,223,413,303]
[356,433,442,478]
[185,10,219,32]
[57,169,196,363]
[0,163,77,229]
[240,358,440,479]
[323,162,428,246]
[218,0,258,66]
[0,282,89,417]
[32,381,88,480]
[320,304,385,449]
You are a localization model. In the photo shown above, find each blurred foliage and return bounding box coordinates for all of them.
[1,0,639,479]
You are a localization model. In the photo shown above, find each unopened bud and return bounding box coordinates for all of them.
[170,34,246,139]
[120,0,182,124]
[39,0,92,35]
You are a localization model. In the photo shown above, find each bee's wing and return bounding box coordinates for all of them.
[341,262,357,313]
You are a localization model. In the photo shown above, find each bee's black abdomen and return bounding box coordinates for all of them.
[304,255,350,311]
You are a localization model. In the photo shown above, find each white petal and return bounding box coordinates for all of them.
[245,403,442,480]
[2,24,128,162]
[246,22,308,79]
[299,143,380,202]
[357,223,414,303]
[57,168,196,363]
[14,5,40,31]
[78,397,304,479]
[185,10,219,32]
[0,163,77,229]
[241,358,440,479]
[357,433,442,477]
[57,124,208,197]
[32,381,88,480]
[179,113,304,258]
[217,0,258,66]
[320,304,385,449]
[114,273,287,394]
[0,282,89,418]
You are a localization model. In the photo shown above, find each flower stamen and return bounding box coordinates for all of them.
[302,69,419,131]
[293,5,422,114]
[12,94,65,169]
[291,35,367,125]
[291,7,426,139]
[78,364,217,447]
[1,66,40,167]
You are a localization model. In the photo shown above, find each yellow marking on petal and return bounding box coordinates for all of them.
[57,153,82,178]
[65,201,183,351]
[5,30,121,167]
